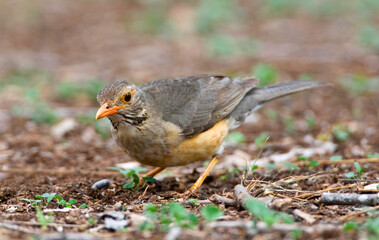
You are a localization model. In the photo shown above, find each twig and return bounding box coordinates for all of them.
[0,222,37,234]
[209,194,237,207]
[208,220,339,235]
[320,193,379,206]
[0,168,120,177]
[316,158,379,165]
[234,184,253,208]
[339,205,379,221]
[1,220,88,229]
[340,179,379,182]
[296,184,356,199]
[293,209,316,224]
[358,189,379,193]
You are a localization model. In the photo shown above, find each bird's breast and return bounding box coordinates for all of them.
[112,119,229,167]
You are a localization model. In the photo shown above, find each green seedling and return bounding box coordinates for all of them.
[225,131,246,145]
[139,221,155,231]
[21,193,78,208]
[252,63,278,87]
[291,229,302,239]
[330,155,343,161]
[142,202,199,231]
[20,198,42,207]
[305,115,316,128]
[188,199,199,206]
[345,162,365,179]
[359,25,379,53]
[79,204,87,209]
[36,207,53,231]
[108,167,156,190]
[343,221,359,231]
[332,124,350,141]
[255,132,269,149]
[361,217,379,238]
[266,163,277,169]
[297,155,309,161]
[264,108,279,121]
[201,205,224,222]
[245,198,293,226]
[196,0,240,34]
[284,162,299,171]
[284,117,296,135]
[107,166,147,178]
[131,2,173,36]
[367,152,379,159]
[309,160,320,167]
[55,78,105,103]
[87,218,98,225]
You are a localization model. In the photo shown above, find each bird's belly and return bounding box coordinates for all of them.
[113,119,229,167]
[163,119,229,167]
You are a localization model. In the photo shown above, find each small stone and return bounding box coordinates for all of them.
[51,118,78,139]
[97,211,125,220]
[113,201,123,211]
[91,179,111,190]
[104,218,129,231]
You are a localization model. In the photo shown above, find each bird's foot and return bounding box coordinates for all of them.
[182,185,199,196]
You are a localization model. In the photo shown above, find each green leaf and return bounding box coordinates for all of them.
[252,64,278,87]
[367,152,379,159]
[345,172,356,178]
[54,195,63,202]
[330,155,342,161]
[79,204,87,209]
[131,167,147,174]
[284,162,299,170]
[266,163,277,169]
[309,160,320,167]
[68,199,77,205]
[343,221,359,231]
[255,132,269,148]
[188,199,199,206]
[138,221,155,231]
[46,193,56,204]
[58,200,68,207]
[245,199,293,226]
[132,173,140,190]
[297,155,309,161]
[41,193,50,198]
[123,182,135,189]
[201,205,224,222]
[225,131,246,145]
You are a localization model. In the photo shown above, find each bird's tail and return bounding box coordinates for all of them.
[250,80,326,104]
[229,80,327,128]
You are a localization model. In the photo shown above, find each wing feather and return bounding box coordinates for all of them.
[140,74,258,137]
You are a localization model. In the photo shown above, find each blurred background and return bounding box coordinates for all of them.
[0,0,378,169]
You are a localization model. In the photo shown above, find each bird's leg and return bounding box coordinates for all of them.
[139,167,166,186]
[184,155,219,195]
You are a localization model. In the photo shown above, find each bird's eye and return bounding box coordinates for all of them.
[123,91,132,103]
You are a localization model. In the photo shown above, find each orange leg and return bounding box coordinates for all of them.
[184,156,219,195]
[139,167,166,186]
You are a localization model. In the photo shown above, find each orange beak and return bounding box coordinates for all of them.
[95,103,125,120]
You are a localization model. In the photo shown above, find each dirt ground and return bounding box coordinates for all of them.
[0,1,378,239]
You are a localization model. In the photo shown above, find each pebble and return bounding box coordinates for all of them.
[51,118,78,139]
[91,179,110,190]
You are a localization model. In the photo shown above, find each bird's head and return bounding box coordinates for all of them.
[95,80,147,126]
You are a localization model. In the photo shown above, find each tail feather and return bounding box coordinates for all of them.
[229,80,327,129]
[251,81,325,104]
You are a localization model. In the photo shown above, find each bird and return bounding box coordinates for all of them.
[95,74,325,194]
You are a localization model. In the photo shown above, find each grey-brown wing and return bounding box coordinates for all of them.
[140,74,258,137]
